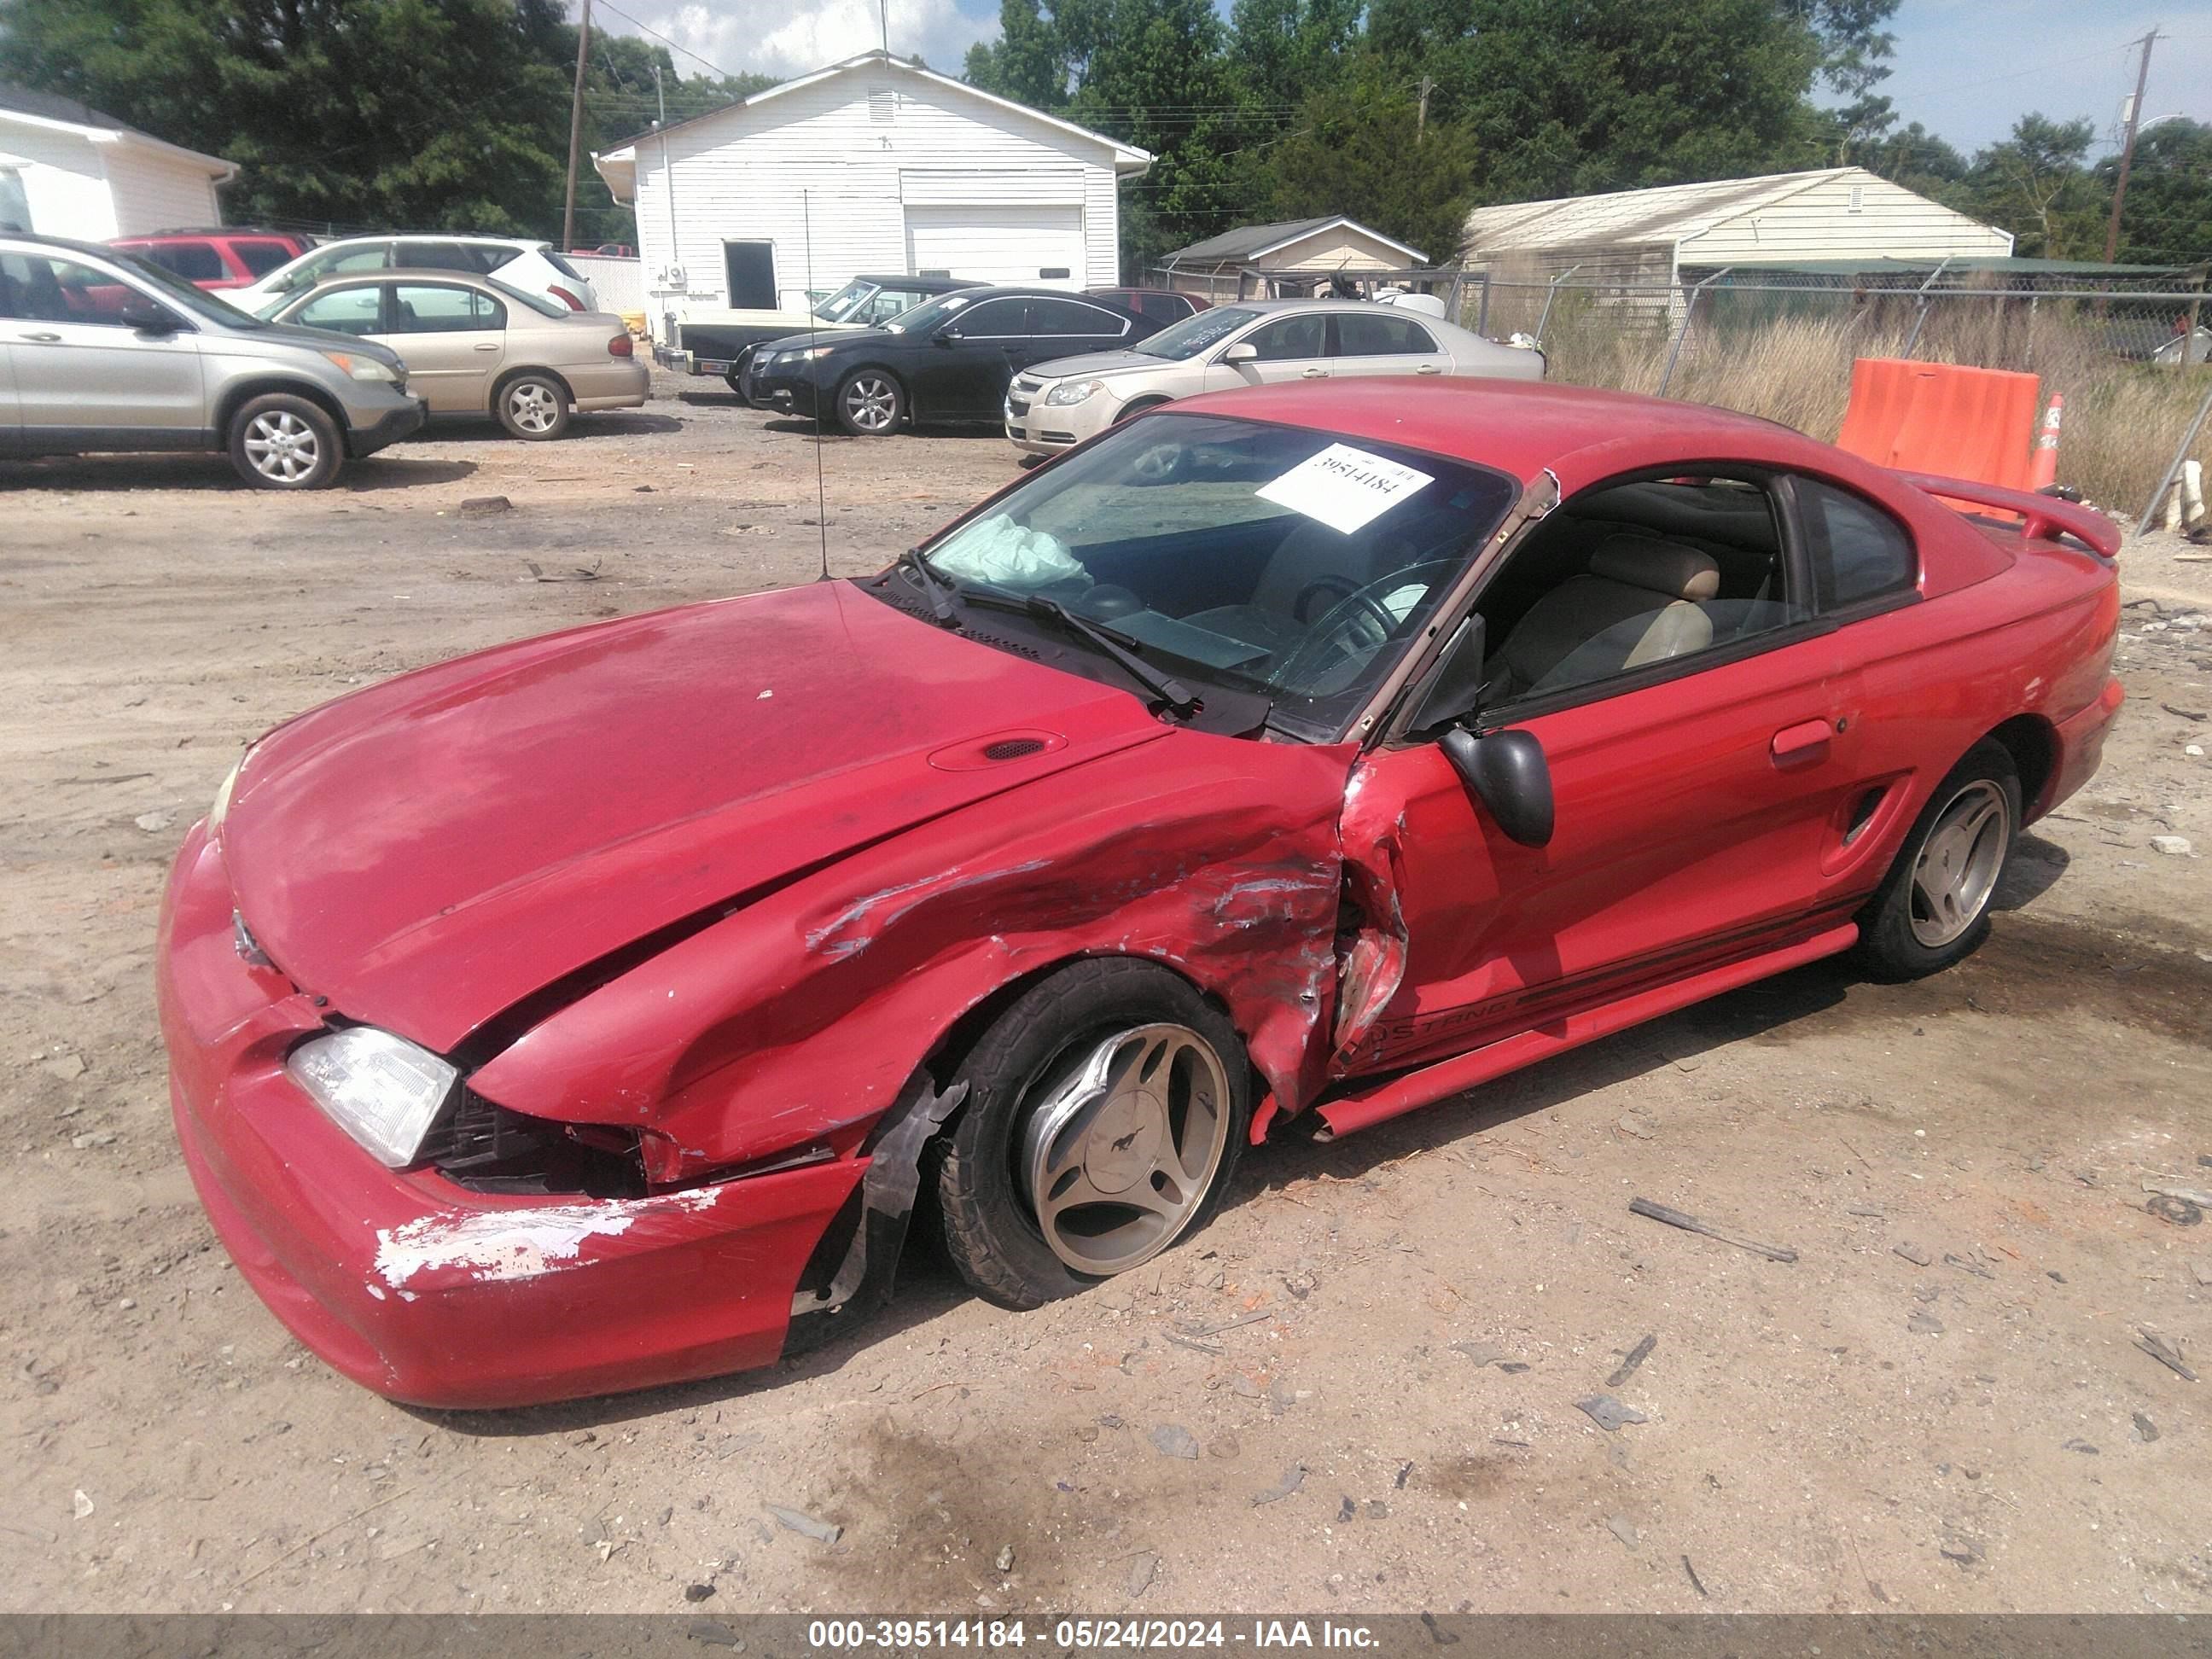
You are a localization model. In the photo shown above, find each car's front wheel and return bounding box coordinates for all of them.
[229,393,343,490]
[935,960,1250,1308]
[835,370,904,437]
[496,372,571,440]
[1853,738,2020,981]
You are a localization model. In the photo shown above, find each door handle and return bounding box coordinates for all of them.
[1771,719,1836,761]
[1301,367,1328,379]
[1416,363,1443,374]
[18,330,61,342]
[473,343,498,352]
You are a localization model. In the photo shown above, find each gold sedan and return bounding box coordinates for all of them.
[267,269,649,439]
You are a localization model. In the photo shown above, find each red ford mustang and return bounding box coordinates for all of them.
[159,380,2124,1408]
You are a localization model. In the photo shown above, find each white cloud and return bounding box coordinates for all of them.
[609,0,997,81]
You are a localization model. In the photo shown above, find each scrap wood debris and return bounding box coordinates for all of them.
[1629,1196,1796,1262]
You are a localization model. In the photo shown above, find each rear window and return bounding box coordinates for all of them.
[488,276,565,317]
[145,242,224,282]
[232,240,294,276]
[542,248,584,279]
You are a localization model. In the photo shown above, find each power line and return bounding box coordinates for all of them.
[591,0,736,81]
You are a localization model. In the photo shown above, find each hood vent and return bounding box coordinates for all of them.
[928,728,1069,772]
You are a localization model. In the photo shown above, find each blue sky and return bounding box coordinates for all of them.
[602,0,2212,160]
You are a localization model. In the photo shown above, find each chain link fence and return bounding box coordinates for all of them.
[1462,268,2211,517]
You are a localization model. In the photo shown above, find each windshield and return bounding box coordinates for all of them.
[1135,306,1259,361]
[921,413,1519,739]
[110,253,266,328]
[813,279,877,323]
[882,290,980,335]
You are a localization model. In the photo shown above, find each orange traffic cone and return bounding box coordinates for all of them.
[2029,393,2064,491]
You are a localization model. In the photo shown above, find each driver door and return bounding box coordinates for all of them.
[1332,492,1862,1077]
[1202,312,1330,392]
[927,296,1029,419]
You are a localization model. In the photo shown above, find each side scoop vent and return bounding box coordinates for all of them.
[928,729,1069,772]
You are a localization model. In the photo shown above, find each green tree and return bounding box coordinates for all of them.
[0,0,764,241]
[1966,113,2103,260]
[2096,119,2212,267]
[1267,52,1474,263]
[1225,0,1359,112]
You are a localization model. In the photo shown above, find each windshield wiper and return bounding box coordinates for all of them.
[963,590,1199,718]
[896,545,961,625]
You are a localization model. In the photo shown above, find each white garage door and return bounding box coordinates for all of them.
[905,205,1084,290]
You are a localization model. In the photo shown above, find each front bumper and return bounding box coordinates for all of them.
[158,824,863,1410]
[746,358,823,416]
[346,395,427,458]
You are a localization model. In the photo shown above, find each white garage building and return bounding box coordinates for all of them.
[0,84,236,240]
[592,51,1150,335]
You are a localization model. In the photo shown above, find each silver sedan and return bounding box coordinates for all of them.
[1005,298,1545,457]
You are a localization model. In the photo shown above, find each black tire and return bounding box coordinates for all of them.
[725,346,754,397]
[935,960,1252,1309]
[833,369,905,437]
[494,371,572,440]
[1852,738,2020,981]
[227,393,343,490]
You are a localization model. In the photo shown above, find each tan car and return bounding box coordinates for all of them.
[266,270,647,439]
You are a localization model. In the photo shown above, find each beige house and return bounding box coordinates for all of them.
[1459,166,2012,288]
[1157,216,1427,302]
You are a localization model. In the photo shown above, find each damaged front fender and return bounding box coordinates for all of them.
[466,729,1359,1184]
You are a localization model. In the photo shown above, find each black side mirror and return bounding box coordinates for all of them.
[1441,726,1554,847]
[118,298,178,334]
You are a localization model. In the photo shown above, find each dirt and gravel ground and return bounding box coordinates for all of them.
[4,374,2211,1616]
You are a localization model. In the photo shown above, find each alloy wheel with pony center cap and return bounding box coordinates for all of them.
[1909,777,2011,947]
[1019,1022,1233,1276]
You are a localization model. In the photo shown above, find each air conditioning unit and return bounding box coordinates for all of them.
[660,265,686,288]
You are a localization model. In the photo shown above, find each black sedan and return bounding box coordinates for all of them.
[745,287,1162,437]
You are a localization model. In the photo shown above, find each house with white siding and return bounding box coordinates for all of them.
[0,84,236,239]
[1459,166,2012,288]
[592,51,1150,341]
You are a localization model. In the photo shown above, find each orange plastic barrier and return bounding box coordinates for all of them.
[1836,358,2041,493]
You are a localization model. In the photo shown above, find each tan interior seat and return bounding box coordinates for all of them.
[1490,533,1720,699]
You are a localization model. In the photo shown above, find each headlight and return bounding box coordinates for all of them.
[795,344,838,361]
[321,350,397,383]
[1044,380,1105,407]
[287,1027,459,1168]
[208,753,247,835]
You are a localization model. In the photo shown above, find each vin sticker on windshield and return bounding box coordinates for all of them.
[1255,443,1435,535]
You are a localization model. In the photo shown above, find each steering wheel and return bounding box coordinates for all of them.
[1272,563,1450,698]
[1291,573,1362,624]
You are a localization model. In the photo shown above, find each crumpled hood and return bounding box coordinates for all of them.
[1026,349,1165,382]
[221,582,1168,1051]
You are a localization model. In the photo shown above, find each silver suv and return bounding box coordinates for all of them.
[2,232,426,489]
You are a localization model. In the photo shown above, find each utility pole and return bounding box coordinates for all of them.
[879,0,888,54]
[1417,76,1433,140]
[562,0,591,252]
[655,62,679,276]
[2103,27,2160,265]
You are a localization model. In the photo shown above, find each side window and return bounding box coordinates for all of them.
[0,255,134,325]
[233,241,294,277]
[397,241,480,273]
[1030,297,1125,336]
[1477,477,1798,705]
[294,284,385,336]
[325,243,391,275]
[0,168,28,232]
[471,290,507,328]
[148,242,224,282]
[865,290,917,323]
[389,284,483,333]
[1243,314,1326,360]
[1795,477,1916,608]
[954,299,1027,336]
[1335,312,1436,356]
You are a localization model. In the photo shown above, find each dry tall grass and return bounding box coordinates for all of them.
[1507,289,2211,516]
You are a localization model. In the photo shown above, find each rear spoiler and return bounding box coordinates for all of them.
[1895,471,2122,558]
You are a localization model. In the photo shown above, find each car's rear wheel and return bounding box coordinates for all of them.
[229,393,342,490]
[1853,739,2020,981]
[935,960,1250,1308]
[835,370,904,437]
[496,372,571,440]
